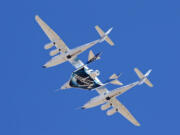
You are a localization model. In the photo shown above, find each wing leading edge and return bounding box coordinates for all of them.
[35,15,85,69]
[110,98,140,126]
[96,83,140,126]
[35,15,69,53]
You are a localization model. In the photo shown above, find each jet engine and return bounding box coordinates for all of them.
[101,103,111,111]
[44,42,55,50]
[89,70,100,79]
[106,108,117,116]
[49,49,60,56]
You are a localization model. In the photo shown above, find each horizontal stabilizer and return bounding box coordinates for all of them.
[134,68,153,87]
[95,25,114,46]
[110,74,118,79]
[110,73,121,79]
[109,73,123,85]
[110,80,123,85]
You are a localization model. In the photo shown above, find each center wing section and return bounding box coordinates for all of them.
[69,57,85,69]
[35,15,69,53]
[110,98,140,126]
[95,86,109,95]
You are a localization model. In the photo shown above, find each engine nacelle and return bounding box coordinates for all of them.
[101,103,111,111]
[106,108,117,116]
[89,70,100,79]
[49,49,60,56]
[44,42,55,50]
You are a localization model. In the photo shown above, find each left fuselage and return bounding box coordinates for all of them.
[43,40,99,68]
[43,49,81,68]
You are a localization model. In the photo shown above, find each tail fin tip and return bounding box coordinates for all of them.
[95,25,114,46]
[134,68,153,87]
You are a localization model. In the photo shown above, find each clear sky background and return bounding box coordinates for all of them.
[0,0,180,135]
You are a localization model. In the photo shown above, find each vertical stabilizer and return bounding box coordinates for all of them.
[95,25,114,46]
[134,68,153,87]
[88,50,95,61]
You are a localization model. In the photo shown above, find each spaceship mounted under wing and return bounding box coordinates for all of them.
[36,15,153,126]
[35,15,122,91]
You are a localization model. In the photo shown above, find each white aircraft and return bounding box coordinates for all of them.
[35,15,153,126]
[82,68,153,126]
[35,15,121,90]
[35,15,114,68]
[61,50,123,90]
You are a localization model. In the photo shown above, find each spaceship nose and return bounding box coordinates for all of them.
[42,65,47,68]
[81,107,86,109]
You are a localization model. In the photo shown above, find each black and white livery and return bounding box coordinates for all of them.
[35,15,114,69]
[35,15,153,126]
[61,50,122,90]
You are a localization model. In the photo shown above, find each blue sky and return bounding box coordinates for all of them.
[0,0,180,135]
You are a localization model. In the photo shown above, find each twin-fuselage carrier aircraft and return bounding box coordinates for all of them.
[35,15,153,126]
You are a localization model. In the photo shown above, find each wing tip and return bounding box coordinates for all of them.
[135,122,141,126]
[35,15,40,21]
[95,25,99,29]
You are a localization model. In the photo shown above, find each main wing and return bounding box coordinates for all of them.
[35,15,91,69]
[35,15,69,53]
[110,98,140,126]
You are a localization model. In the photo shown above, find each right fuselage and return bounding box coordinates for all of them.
[82,94,107,109]
[82,92,113,109]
